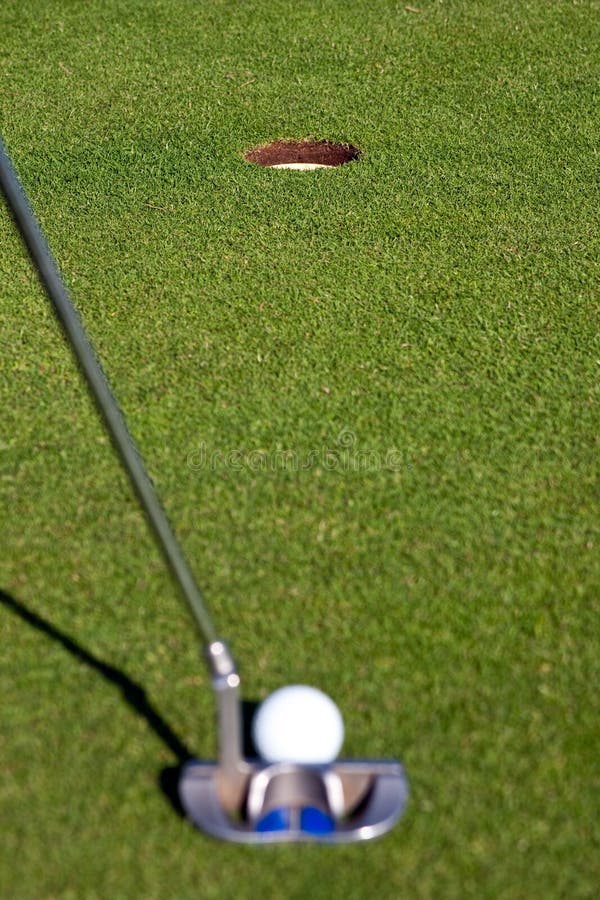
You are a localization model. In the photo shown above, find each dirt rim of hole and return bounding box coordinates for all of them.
[244,139,361,170]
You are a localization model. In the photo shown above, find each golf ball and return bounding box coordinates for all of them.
[252,685,344,764]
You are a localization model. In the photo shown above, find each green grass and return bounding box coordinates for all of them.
[1,0,599,896]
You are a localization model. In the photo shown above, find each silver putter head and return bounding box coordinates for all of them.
[178,642,409,843]
[179,757,408,844]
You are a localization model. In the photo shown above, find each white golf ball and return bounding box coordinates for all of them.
[252,685,344,764]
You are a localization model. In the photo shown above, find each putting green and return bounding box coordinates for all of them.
[1,0,599,897]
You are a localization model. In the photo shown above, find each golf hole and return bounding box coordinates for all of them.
[244,139,360,171]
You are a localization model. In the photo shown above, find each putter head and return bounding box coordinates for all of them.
[178,758,408,843]
[178,642,409,843]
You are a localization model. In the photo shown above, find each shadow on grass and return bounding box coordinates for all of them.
[1,588,262,824]
[0,587,194,818]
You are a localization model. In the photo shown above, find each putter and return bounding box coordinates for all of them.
[0,137,408,843]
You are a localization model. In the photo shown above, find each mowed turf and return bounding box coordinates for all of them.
[1,0,599,896]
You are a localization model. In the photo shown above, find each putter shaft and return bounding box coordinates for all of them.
[0,136,217,646]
